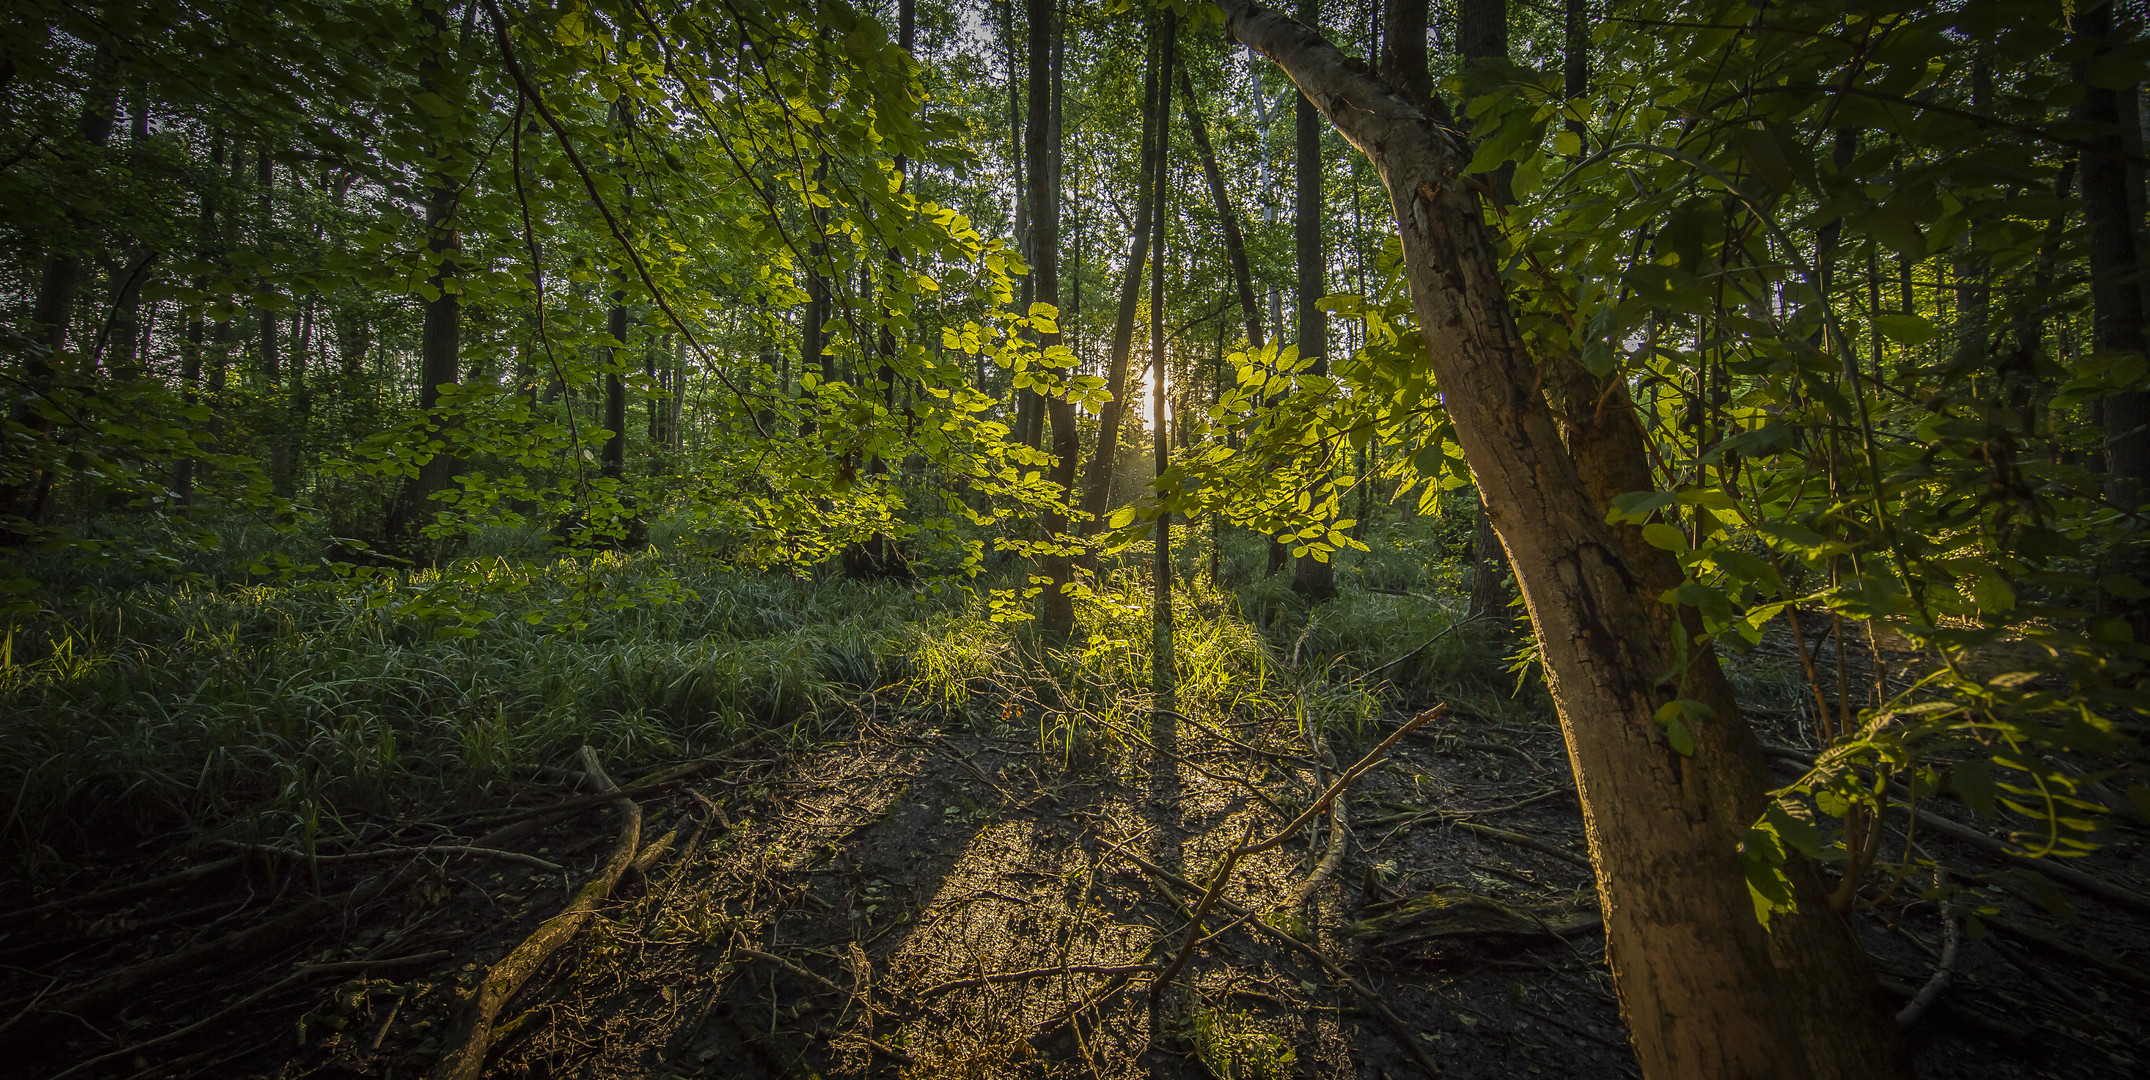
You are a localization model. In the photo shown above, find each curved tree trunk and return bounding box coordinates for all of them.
[1214,3,1911,1076]
[1180,73,1261,352]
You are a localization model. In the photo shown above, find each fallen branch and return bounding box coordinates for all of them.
[921,963,1160,996]
[1893,805,2150,916]
[45,951,450,1080]
[1243,705,1446,857]
[0,856,244,924]
[1453,821,1592,869]
[739,947,849,996]
[431,746,641,1080]
[1894,872,1959,1028]
[219,840,563,874]
[1974,911,2150,993]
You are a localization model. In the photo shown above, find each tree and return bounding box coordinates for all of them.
[1288,0,1335,602]
[1213,1,1910,1075]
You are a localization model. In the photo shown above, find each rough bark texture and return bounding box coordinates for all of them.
[1214,2,1912,1076]
[1029,0,1078,634]
[1378,0,1430,103]
[1078,24,1165,552]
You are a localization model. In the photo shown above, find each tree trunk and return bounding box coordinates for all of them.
[2080,2,2150,499]
[4,37,120,537]
[1151,29,1177,711]
[1180,73,1261,352]
[1077,20,1166,555]
[1028,0,1078,633]
[1378,0,1429,102]
[1288,0,1334,601]
[1214,4,1912,1076]
[387,2,464,554]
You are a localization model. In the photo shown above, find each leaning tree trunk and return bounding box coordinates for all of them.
[1287,0,1334,602]
[1077,20,1166,556]
[1181,73,1261,352]
[1213,3,1911,1077]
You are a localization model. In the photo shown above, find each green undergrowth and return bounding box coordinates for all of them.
[1,516,1535,882]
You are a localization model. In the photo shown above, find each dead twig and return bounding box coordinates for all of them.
[921,963,1161,996]
[431,746,641,1080]
[1150,822,1255,995]
[218,840,563,874]
[0,856,245,924]
[1894,871,1960,1028]
[1242,705,1447,857]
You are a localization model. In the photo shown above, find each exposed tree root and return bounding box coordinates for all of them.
[430,745,641,1080]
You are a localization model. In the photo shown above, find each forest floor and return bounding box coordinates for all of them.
[4,646,2147,1080]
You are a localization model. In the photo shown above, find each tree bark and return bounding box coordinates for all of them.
[1288,0,1334,601]
[1029,0,1078,633]
[387,1,464,554]
[1213,3,1912,1076]
[1181,73,1262,352]
[1077,21,1166,555]
[2080,2,2150,499]
[1151,32,1177,712]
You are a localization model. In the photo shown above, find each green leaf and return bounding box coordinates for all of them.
[1641,522,1689,552]
[1873,313,1936,346]
[1952,759,1997,817]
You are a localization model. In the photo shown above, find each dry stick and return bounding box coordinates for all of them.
[1150,822,1255,995]
[1894,871,1959,1028]
[739,947,849,996]
[1973,909,2150,993]
[1891,803,2150,916]
[217,841,564,874]
[1291,718,1348,908]
[630,826,680,877]
[0,856,244,923]
[44,951,451,1080]
[452,757,722,831]
[1451,821,1592,869]
[921,963,1162,997]
[431,746,641,1080]
[1242,704,1447,858]
[1762,744,2150,915]
[1108,840,1443,1079]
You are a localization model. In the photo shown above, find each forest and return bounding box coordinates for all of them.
[2,0,2148,1076]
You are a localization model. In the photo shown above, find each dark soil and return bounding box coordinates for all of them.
[3,683,2146,1079]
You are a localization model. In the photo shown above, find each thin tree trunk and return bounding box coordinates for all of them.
[1289,0,1334,601]
[1213,4,1912,1077]
[1379,0,1429,101]
[1151,27,1177,712]
[1076,20,1166,555]
[1180,73,1261,351]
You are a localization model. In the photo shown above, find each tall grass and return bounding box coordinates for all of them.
[1,511,1543,880]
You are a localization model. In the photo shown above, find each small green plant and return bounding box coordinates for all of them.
[1191,1003,1296,1080]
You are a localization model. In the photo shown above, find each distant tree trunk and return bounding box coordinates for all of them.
[1562,0,1587,139]
[1180,73,1261,352]
[1029,0,1078,633]
[801,153,829,436]
[3,37,120,537]
[604,272,629,482]
[1378,0,1429,102]
[1077,18,1166,556]
[1289,0,1335,601]
[387,1,464,554]
[2080,2,2150,498]
[1215,4,1912,1077]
